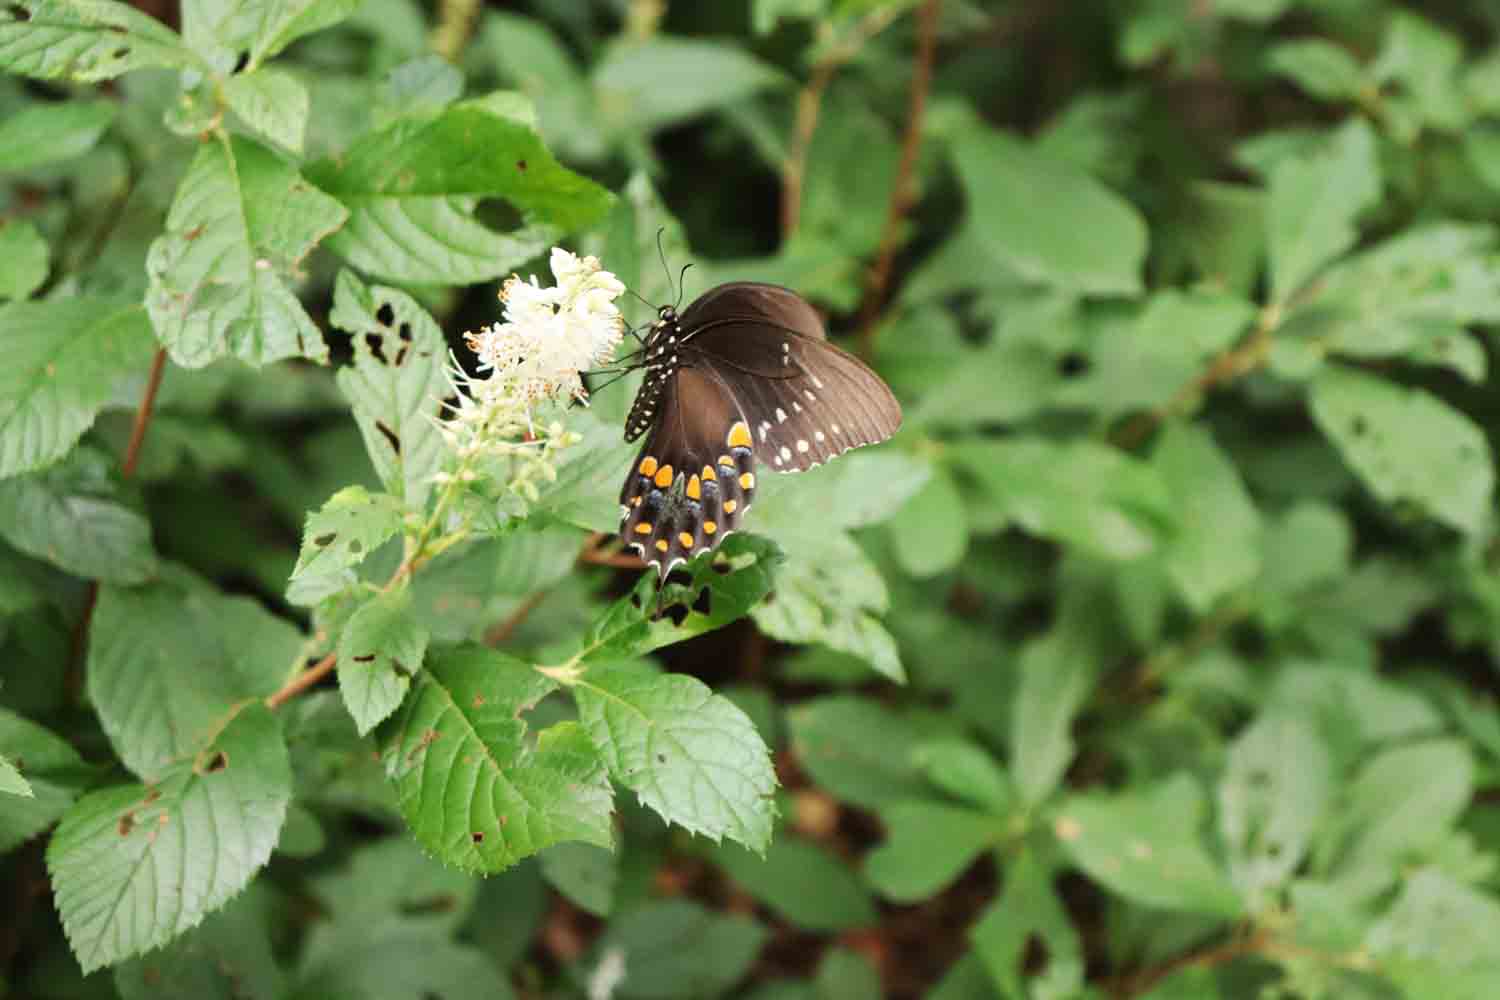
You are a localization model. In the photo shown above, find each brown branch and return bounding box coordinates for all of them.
[67,347,170,702]
[1115,928,1271,998]
[265,651,337,710]
[484,589,550,646]
[856,0,941,355]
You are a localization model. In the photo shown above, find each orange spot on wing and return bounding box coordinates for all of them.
[701,465,716,481]
[727,422,753,448]
[634,523,653,535]
[723,499,737,514]
[739,472,755,490]
[654,539,669,552]
[703,521,717,534]
[686,475,701,500]
[638,456,658,477]
[678,532,694,548]
[654,464,674,488]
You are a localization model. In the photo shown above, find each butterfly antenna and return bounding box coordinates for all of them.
[655,228,673,302]
[674,263,694,311]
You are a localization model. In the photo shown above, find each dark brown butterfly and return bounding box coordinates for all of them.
[614,282,902,577]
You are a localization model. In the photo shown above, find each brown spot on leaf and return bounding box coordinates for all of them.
[516,160,527,171]
[352,654,375,663]
[205,751,228,773]
[471,831,484,843]
[118,812,136,836]
[314,532,336,547]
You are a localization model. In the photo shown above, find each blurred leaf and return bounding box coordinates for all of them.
[951,129,1147,296]
[1372,11,1467,135]
[596,899,767,999]
[47,705,291,974]
[714,836,876,931]
[787,696,948,809]
[575,661,777,852]
[479,12,601,161]
[972,849,1085,999]
[337,588,428,736]
[330,271,449,511]
[1267,118,1380,302]
[914,740,1013,814]
[379,645,613,873]
[592,37,785,134]
[1181,181,1266,295]
[0,446,156,584]
[1154,424,1262,611]
[866,800,1005,902]
[89,572,302,777]
[1310,366,1494,535]
[1366,867,1500,993]
[0,300,155,478]
[223,67,309,154]
[0,752,31,796]
[0,219,48,300]
[539,841,617,917]
[0,1,195,81]
[888,467,968,578]
[244,0,362,67]
[0,99,115,172]
[114,887,284,1000]
[146,137,345,367]
[0,706,90,850]
[1056,773,1242,916]
[1266,40,1368,101]
[814,947,881,1000]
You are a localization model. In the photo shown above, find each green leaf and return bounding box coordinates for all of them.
[595,899,767,999]
[913,740,1013,813]
[539,841,618,917]
[888,468,968,578]
[47,704,291,974]
[714,836,876,931]
[330,271,449,511]
[1266,40,1369,101]
[479,12,600,161]
[0,300,156,478]
[1055,773,1242,916]
[592,37,785,133]
[337,588,428,736]
[574,662,777,851]
[787,696,944,809]
[0,219,49,300]
[0,446,157,584]
[1366,868,1500,992]
[0,98,115,173]
[951,438,1170,560]
[243,0,362,67]
[971,849,1085,999]
[379,645,613,873]
[866,801,1006,902]
[1372,11,1467,135]
[223,68,309,155]
[113,886,284,1000]
[89,572,303,778]
[1267,118,1380,302]
[289,485,404,596]
[0,706,91,849]
[1153,424,1262,611]
[306,92,610,281]
[1309,365,1494,535]
[0,0,197,81]
[1218,711,1332,910]
[146,136,346,368]
[814,947,882,1000]
[951,129,1148,296]
[0,752,31,796]
[580,533,780,661]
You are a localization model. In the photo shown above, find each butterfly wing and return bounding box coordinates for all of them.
[618,366,760,577]
[680,285,901,472]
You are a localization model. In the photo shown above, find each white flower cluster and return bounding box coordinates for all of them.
[438,248,626,480]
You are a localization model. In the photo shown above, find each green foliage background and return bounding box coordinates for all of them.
[6,0,1500,997]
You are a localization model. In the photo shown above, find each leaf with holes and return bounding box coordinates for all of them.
[378,645,613,873]
[330,270,449,511]
[337,588,428,736]
[0,446,157,584]
[1310,365,1494,535]
[0,300,156,478]
[46,704,291,974]
[146,136,346,368]
[289,485,405,601]
[573,661,777,852]
[0,0,199,82]
[89,573,303,778]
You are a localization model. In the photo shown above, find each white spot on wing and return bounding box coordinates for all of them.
[797,440,809,453]
[815,431,825,442]
[775,407,787,423]
[804,390,816,401]
[792,401,802,413]
[812,375,825,389]
[779,445,792,461]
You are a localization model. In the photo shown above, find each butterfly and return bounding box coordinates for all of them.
[611,282,902,578]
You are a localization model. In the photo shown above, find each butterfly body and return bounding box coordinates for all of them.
[616,282,902,577]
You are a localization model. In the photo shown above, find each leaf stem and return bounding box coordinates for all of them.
[856,0,941,356]
[265,651,338,710]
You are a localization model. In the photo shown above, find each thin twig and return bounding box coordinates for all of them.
[484,589,550,646]
[856,0,941,355]
[1115,928,1270,998]
[265,652,337,710]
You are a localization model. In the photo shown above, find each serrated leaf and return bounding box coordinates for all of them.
[0,446,157,583]
[330,270,448,511]
[1310,365,1494,535]
[713,836,875,931]
[146,136,345,368]
[592,36,785,133]
[866,800,1006,902]
[47,704,291,974]
[0,706,93,850]
[0,0,198,81]
[113,886,284,1000]
[580,533,780,661]
[379,645,612,872]
[596,899,767,1000]
[1154,424,1262,611]
[290,485,404,587]
[223,67,309,154]
[0,219,49,300]
[1267,118,1380,302]
[574,662,777,851]
[337,588,427,736]
[1218,711,1332,910]
[971,849,1085,1000]
[0,300,156,478]
[952,129,1147,296]
[1057,774,1242,916]
[0,98,115,172]
[89,573,303,778]
[327,197,555,284]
